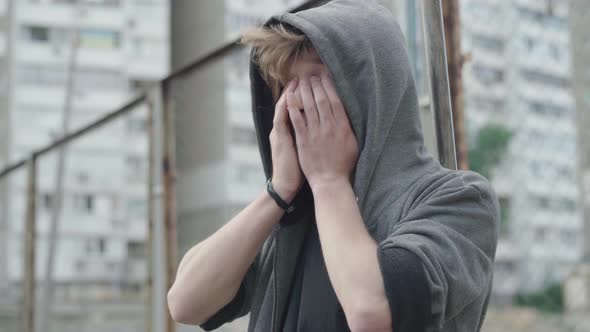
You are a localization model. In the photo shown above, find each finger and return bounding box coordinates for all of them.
[286,92,307,142]
[310,76,333,126]
[273,79,298,131]
[299,78,319,131]
[320,71,348,125]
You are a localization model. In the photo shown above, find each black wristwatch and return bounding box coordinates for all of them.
[266,178,296,213]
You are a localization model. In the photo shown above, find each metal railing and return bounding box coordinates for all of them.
[0,1,455,332]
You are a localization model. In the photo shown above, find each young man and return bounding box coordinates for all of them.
[167,1,499,331]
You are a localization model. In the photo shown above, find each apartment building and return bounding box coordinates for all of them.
[569,0,590,261]
[2,0,169,309]
[461,0,581,295]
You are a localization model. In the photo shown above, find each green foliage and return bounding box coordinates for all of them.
[514,283,564,313]
[468,124,513,178]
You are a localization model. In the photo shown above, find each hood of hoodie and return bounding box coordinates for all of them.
[250,0,441,231]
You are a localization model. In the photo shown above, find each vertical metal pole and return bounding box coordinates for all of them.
[442,0,468,170]
[145,103,155,332]
[23,155,37,332]
[148,86,165,332]
[421,0,458,170]
[161,83,177,332]
[0,0,16,301]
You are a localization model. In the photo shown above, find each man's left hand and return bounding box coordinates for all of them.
[286,73,359,191]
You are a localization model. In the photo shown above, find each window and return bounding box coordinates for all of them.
[528,101,569,117]
[105,261,117,272]
[74,260,86,272]
[470,96,504,112]
[23,26,49,43]
[472,34,504,53]
[127,198,146,219]
[548,44,561,61]
[85,238,106,254]
[42,193,53,210]
[534,227,547,243]
[73,194,94,213]
[76,172,89,184]
[79,29,120,49]
[517,5,566,29]
[520,69,569,88]
[75,68,126,90]
[18,65,125,91]
[499,196,510,236]
[85,195,94,211]
[530,194,577,212]
[127,117,147,133]
[53,0,121,7]
[125,155,144,182]
[127,241,145,259]
[473,64,503,85]
[17,65,65,86]
[131,37,163,59]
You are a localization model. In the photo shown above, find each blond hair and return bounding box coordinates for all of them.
[240,23,313,101]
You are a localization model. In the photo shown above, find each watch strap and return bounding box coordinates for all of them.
[266,178,296,213]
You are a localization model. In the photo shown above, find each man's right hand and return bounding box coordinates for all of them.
[269,79,304,204]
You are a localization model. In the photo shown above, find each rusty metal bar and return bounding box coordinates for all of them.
[145,102,155,332]
[0,94,146,178]
[442,0,468,170]
[23,155,37,332]
[147,86,166,332]
[421,0,458,170]
[160,82,178,332]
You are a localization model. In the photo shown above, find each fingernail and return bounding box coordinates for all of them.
[311,76,320,82]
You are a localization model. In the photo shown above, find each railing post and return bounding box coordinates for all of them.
[145,101,155,332]
[23,155,37,332]
[421,0,458,170]
[148,83,177,332]
[161,82,177,332]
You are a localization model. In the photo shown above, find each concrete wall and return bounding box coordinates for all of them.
[171,0,230,260]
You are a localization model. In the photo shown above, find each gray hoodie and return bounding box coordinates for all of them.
[200,1,500,331]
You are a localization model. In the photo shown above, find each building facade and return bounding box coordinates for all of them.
[1,0,169,317]
[461,0,581,296]
[569,0,590,262]
[0,0,10,303]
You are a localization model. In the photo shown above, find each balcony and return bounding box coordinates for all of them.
[18,42,125,69]
[17,2,125,30]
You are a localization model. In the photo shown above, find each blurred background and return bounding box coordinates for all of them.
[0,0,588,331]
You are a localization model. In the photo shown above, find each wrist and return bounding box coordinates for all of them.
[310,177,352,197]
[270,180,298,204]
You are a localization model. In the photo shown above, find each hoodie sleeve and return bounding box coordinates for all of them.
[376,171,499,331]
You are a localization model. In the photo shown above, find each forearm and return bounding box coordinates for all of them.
[312,179,391,331]
[168,188,288,325]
